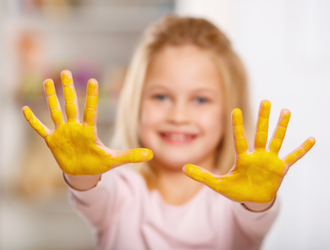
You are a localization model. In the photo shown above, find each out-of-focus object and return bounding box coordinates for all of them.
[1,0,174,249]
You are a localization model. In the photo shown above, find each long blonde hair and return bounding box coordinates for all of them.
[111,15,252,177]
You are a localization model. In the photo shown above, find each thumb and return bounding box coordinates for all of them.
[182,164,224,193]
[109,148,153,168]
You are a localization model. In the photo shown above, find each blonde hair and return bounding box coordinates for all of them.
[111,15,252,178]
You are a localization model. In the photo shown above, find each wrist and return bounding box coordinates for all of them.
[241,196,276,212]
[64,173,101,191]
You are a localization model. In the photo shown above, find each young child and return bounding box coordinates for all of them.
[22,16,315,250]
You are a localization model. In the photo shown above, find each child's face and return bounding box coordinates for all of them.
[139,45,225,170]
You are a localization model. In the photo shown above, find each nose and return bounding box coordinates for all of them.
[168,100,190,124]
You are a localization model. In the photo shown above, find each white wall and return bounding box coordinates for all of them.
[176,1,330,249]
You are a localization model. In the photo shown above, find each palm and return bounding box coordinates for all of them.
[23,71,152,176]
[222,150,285,203]
[46,121,112,175]
[184,101,315,203]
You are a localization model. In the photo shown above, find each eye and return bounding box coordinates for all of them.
[154,94,168,101]
[194,97,208,104]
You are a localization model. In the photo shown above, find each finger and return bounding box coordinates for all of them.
[254,100,271,150]
[44,79,64,127]
[283,137,316,167]
[22,106,50,138]
[83,79,98,127]
[110,148,154,168]
[183,164,224,193]
[232,108,248,155]
[269,110,291,154]
[61,70,80,122]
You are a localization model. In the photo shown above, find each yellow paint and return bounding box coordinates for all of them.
[45,80,55,95]
[45,80,63,126]
[183,102,315,203]
[43,121,153,175]
[284,139,315,166]
[303,139,315,151]
[23,107,47,138]
[280,113,290,127]
[84,81,98,126]
[61,74,77,121]
[232,109,248,154]
[23,75,154,176]
[254,101,270,149]
[184,149,285,203]
[62,74,71,87]
[269,112,290,153]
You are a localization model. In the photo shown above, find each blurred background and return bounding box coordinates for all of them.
[0,0,329,249]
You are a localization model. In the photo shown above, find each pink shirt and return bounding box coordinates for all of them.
[67,166,279,250]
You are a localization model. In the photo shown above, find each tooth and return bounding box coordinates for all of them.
[170,134,186,141]
[164,133,194,141]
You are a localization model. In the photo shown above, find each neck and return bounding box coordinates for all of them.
[149,153,216,205]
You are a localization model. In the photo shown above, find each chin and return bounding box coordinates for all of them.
[153,153,200,171]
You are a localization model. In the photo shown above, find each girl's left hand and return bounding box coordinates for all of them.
[183,100,315,208]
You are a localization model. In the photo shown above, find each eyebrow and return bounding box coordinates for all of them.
[190,89,219,99]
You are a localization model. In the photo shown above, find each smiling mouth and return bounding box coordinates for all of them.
[159,132,197,145]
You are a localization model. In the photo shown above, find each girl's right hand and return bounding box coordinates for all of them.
[22,70,153,176]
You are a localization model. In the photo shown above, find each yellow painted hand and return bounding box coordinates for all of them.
[183,100,315,203]
[22,70,153,175]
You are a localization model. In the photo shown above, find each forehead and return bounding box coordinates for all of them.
[145,45,222,92]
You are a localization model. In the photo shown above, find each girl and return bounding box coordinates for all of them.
[22,16,315,250]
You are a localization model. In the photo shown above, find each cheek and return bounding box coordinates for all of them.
[139,101,166,145]
[197,106,224,144]
[140,101,165,128]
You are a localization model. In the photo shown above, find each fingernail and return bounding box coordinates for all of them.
[280,112,291,127]
[87,81,97,96]
[232,109,243,125]
[133,148,153,162]
[62,74,71,87]
[23,107,33,120]
[260,101,271,117]
[183,164,198,174]
[303,139,315,151]
[183,164,203,182]
[45,80,55,95]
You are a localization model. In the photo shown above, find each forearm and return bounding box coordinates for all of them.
[64,173,101,191]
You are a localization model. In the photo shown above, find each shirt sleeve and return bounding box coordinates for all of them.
[64,166,145,239]
[65,175,110,231]
[232,196,280,248]
[64,170,118,235]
